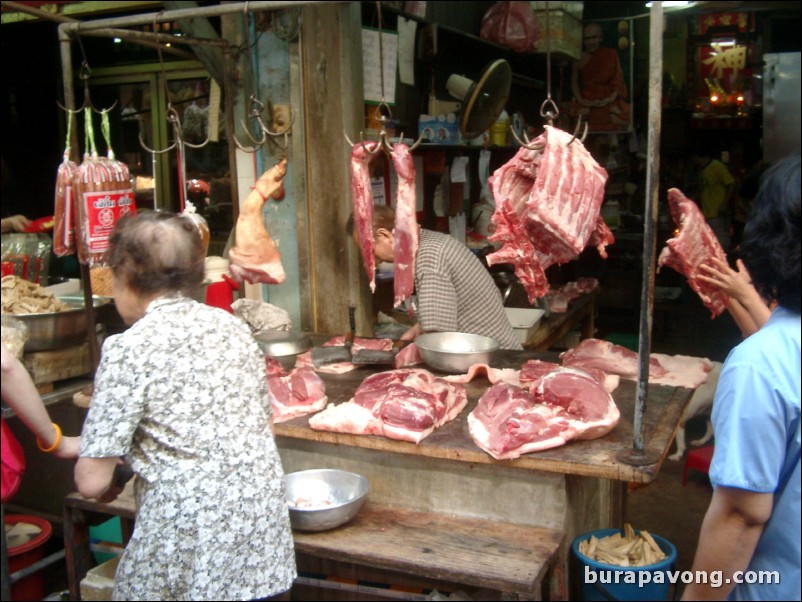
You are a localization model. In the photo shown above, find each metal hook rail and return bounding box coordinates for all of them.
[343,2,425,155]
[343,101,426,156]
[234,95,294,153]
[233,6,294,153]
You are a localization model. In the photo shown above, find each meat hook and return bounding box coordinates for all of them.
[567,115,589,147]
[344,101,426,155]
[509,127,545,152]
[233,95,293,153]
[57,61,118,115]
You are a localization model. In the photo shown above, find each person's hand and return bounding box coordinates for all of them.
[53,435,81,460]
[400,322,422,341]
[1,214,31,233]
[698,258,753,303]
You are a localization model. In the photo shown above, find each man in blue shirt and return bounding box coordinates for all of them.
[682,154,800,601]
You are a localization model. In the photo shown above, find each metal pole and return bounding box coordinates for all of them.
[58,1,342,34]
[619,1,663,466]
[58,20,101,373]
[79,27,228,49]
[0,1,194,59]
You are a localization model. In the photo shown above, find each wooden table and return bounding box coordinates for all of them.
[62,343,692,601]
[276,347,687,484]
[293,503,564,600]
[523,290,597,351]
[63,482,135,601]
[274,348,692,599]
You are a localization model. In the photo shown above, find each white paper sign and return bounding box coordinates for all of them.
[371,177,386,206]
[362,28,398,104]
[450,156,469,183]
[397,17,417,86]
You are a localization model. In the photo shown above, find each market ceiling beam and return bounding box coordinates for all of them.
[0,1,162,25]
[161,1,226,88]
[0,0,194,60]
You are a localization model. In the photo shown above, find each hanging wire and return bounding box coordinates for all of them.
[344,1,424,154]
[136,12,212,212]
[510,2,587,150]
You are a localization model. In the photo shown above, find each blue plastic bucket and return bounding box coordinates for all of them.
[572,528,677,601]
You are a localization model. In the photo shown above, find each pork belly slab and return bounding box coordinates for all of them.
[265,357,329,423]
[309,368,467,443]
[468,368,620,460]
[658,188,729,317]
[486,126,611,303]
[560,338,713,389]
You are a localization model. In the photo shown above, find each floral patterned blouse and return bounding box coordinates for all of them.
[80,297,297,601]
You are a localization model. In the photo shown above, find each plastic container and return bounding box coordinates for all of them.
[572,528,677,601]
[89,516,124,564]
[504,307,546,344]
[490,111,510,146]
[80,555,121,601]
[606,333,638,352]
[5,514,53,602]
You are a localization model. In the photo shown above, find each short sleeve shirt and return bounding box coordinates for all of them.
[80,297,296,601]
[710,307,801,601]
[700,159,735,219]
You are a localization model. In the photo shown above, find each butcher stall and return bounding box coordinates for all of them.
[61,339,698,601]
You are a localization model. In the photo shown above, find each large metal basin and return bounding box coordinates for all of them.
[285,469,369,532]
[254,330,312,370]
[10,295,110,352]
[415,331,499,373]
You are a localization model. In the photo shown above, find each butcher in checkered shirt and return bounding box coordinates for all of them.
[349,205,521,350]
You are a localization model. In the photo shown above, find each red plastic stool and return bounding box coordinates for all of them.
[683,444,714,486]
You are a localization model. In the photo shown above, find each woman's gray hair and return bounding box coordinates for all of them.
[107,211,205,298]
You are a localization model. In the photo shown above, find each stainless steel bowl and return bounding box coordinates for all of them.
[9,295,111,352]
[285,469,369,532]
[254,330,312,370]
[415,331,500,373]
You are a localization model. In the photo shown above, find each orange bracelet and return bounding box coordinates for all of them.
[37,422,62,453]
[250,185,267,202]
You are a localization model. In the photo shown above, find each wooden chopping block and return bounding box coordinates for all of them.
[23,343,92,385]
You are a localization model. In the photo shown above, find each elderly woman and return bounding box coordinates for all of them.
[75,206,296,600]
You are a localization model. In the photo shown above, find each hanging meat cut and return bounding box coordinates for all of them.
[229,158,287,285]
[468,367,620,460]
[545,277,599,313]
[658,188,729,318]
[350,141,380,292]
[390,142,419,307]
[485,126,612,303]
[265,357,328,423]
[309,368,467,443]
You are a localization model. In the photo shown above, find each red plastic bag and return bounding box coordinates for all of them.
[1,418,26,503]
[480,1,541,53]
